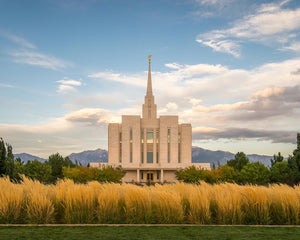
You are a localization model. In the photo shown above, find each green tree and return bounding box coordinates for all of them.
[5,143,14,179]
[270,152,284,167]
[64,156,75,168]
[13,158,25,181]
[287,155,300,184]
[0,138,15,178]
[0,138,6,175]
[94,166,125,183]
[0,138,8,176]
[239,162,270,185]
[212,162,216,169]
[175,166,206,183]
[219,165,237,183]
[24,160,52,183]
[287,133,300,184]
[48,153,64,182]
[227,152,249,172]
[47,153,76,182]
[270,161,291,184]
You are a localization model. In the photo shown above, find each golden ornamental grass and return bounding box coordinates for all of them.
[96,183,125,223]
[149,184,184,223]
[21,177,54,223]
[1,176,300,224]
[55,179,97,223]
[240,185,270,224]
[0,177,23,223]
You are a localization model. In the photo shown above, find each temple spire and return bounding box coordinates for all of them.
[147,55,153,96]
[142,55,157,119]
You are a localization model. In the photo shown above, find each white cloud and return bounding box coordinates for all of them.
[193,126,221,133]
[197,39,241,57]
[166,102,178,110]
[193,101,247,113]
[0,32,36,49]
[57,79,82,86]
[88,71,146,87]
[87,57,300,114]
[254,87,285,98]
[64,108,112,126]
[56,78,82,94]
[10,50,72,70]
[0,83,14,88]
[282,41,300,52]
[188,98,202,106]
[158,102,179,114]
[165,63,184,69]
[196,0,300,56]
[57,85,76,94]
[194,0,235,7]
[1,32,73,71]
[0,108,111,157]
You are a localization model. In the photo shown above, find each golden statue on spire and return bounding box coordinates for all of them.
[148,54,151,63]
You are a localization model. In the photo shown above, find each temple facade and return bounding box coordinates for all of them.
[107,56,210,183]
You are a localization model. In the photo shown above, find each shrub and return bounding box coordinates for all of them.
[63,166,125,183]
[239,162,270,185]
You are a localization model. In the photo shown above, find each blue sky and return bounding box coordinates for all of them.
[0,0,299,158]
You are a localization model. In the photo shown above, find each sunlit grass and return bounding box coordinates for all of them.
[1,176,300,224]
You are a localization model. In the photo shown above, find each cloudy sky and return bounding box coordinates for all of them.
[0,0,299,158]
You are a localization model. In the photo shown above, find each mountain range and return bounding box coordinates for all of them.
[14,147,274,167]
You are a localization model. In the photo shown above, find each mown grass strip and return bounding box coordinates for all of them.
[1,226,300,240]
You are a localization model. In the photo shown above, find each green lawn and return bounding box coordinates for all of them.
[0,226,300,240]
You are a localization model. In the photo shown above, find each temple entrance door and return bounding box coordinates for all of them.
[146,171,154,183]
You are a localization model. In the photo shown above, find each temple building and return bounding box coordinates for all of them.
[107,56,210,183]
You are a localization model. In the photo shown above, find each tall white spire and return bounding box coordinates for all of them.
[147,55,153,96]
[142,55,157,119]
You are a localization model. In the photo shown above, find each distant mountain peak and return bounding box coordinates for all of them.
[14,153,47,163]
[14,147,272,167]
[68,148,108,166]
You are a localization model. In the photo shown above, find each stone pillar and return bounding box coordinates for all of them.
[137,169,140,183]
[144,128,147,163]
[153,128,156,163]
[160,169,164,184]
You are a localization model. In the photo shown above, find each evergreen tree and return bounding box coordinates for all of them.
[5,143,14,179]
[64,156,75,168]
[297,133,300,151]
[270,161,291,184]
[287,133,300,184]
[227,152,249,172]
[48,153,76,182]
[48,153,65,182]
[0,138,15,178]
[270,152,284,167]
[0,138,6,175]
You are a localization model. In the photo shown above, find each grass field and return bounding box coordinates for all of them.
[0,226,300,240]
[2,177,300,224]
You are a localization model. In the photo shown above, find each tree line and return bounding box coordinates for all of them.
[176,133,300,185]
[0,138,124,184]
[1,133,299,185]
